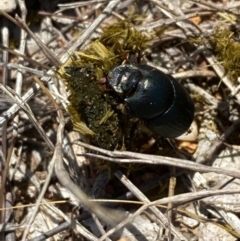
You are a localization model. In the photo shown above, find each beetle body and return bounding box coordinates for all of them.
[108,65,195,138]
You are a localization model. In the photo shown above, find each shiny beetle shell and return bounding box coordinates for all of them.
[108,65,195,138]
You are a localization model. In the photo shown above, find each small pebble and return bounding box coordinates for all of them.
[0,0,17,13]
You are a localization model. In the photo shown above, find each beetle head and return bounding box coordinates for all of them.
[108,65,142,98]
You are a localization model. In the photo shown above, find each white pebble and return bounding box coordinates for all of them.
[0,0,17,13]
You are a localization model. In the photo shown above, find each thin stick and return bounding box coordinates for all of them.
[0,17,9,224]
[62,0,121,63]
[15,15,61,67]
[76,141,240,179]
[113,170,186,241]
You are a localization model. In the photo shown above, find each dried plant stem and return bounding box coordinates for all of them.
[1,2,27,241]
[14,15,61,67]
[20,151,56,241]
[0,19,9,226]
[0,45,50,70]
[77,141,240,179]
[20,75,61,241]
[1,23,9,157]
[167,167,176,232]
[99,187,240,241]
[114,170,186,241]
[62,0,121,63]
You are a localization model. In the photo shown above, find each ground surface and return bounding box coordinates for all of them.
[1,0,240,241]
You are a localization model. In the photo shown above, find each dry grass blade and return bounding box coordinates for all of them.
[0,45,50,70]
[114,170,186,241]
[14,15,61,67]
[54,133,126,225]
[77,141,240,179]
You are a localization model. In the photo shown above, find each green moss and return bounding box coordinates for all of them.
[99,21,151,57]
[211,27,240,82]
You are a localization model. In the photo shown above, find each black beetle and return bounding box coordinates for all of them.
[108,65,195,138]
